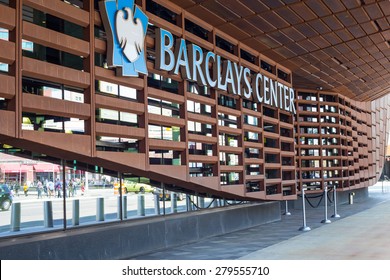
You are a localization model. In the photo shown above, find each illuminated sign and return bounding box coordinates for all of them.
[156,28,296,114]
[99,0,148,77]
[99,1,296,113]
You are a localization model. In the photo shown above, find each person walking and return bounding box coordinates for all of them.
[55,179,62,198]
[68,179,74,197]
[48,180,54,198]
[37,180,43,199]
[23,183,28,196]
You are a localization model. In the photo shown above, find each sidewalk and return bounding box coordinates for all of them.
[132,183,390,260]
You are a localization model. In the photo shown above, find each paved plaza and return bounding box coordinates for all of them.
[133,183,390,260]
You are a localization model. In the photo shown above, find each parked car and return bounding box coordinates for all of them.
[0,184,13,211]
[114,182,155,194]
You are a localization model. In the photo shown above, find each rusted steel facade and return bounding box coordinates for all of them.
[0,0,389,201]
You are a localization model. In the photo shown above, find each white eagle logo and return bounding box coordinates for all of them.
[115,7,145,63]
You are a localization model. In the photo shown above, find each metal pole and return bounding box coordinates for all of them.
[11,202,21,232]
[186,195,192,212]
[72,199,79,226]
[331,185,340,218]
[19,164,22,189]
[137,194,145,216]
[161,182,166,215]
[44,201,54,228]
[118,172,122,220]
[321,185,331,224]
[122,195,127,219]
[62,159,66,230]
[96,197,105,221]
[283,200,291,216]
[154,193,160,215]
[299,188,311,231]
[171,192,177,213]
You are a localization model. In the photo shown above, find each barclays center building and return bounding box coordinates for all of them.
[0,0,389,259]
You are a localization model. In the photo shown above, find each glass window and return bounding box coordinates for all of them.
[22,40,34,52]
[119,85,137,100]
[188,82,210,96]
[0,28,8,41]
[185,19,209,40]
[64,88,84,103]
[22,113,85,134]
[0,63,8,72]
[146,0,178,25]
[147,73,179,94]
[98,81,118,96]
[245,115,258,126]
[22,5,84,39]
[120,112,137,125]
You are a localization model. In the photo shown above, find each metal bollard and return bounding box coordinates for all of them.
[117,196,121,219]
[117,196,128,219]
[44,201,54,228]
[349,192,355,204]
[283,200,291,216]
[171,193,177,213]
[96,197,105,221]
[122,195,127,219]
[331,185,340,218]
[154,193,160,215]
[137,194,145,216]
[72,199,80,226]
[299,188,311,231]
[321,186,331,224]
[11,202,21,232]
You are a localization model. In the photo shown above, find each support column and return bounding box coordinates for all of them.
[171,192,177,213]
[96,197,104,221]
[154,193,160,215]
[186,195,192,212]
[11,202,21,232]
[321,186,331,224]
[137,194,145,216]
[283,200,291,216]
[122,195,127,219]
[299,188,311,231]
[72,199,80,226]
[331,185,340,218]
[44,201,53,228]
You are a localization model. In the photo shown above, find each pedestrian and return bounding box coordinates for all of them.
[48,180,54,198]
[23,183,28,196]
[37,180,43,199]
[68,179,74,197]
[43,179,48,197]
[55,179,62,198]
[14,183,19,197]
[81,182,85,195]
[43,182,48,197]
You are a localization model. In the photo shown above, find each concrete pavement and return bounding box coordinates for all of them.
[133,183,390,260]
[241,198,390,259]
